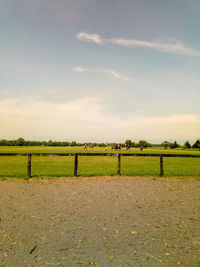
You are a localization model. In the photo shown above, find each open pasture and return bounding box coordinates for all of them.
[1,145,200,155]
[0,146,200,179]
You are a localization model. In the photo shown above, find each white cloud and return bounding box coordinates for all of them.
[77,32,200,56]
[72,66,131,81]
[0,97,199,142]
[72,66,85,72]
[107,69,131,81]
[76,32,104,44]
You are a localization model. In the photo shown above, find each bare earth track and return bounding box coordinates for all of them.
[0,177,200,266]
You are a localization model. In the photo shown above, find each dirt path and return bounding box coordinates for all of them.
[0,177,200,267]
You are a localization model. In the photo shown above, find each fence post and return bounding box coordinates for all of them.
[74,153,78,177]
[160,155,164,176]
[117,154,121,175]
[27,153,32,179]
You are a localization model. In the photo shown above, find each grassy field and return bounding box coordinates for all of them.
[0,146,200,178]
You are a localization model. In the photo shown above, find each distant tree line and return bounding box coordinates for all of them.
[124,140,152,148]
[0,138,199,149]
[0,138,116,147]
[0,138,74,147]
[0,138,152,148]
[161,139,200,149]
[125,139,199,149]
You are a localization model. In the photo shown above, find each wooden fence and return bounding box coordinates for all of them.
[0,153,200,179]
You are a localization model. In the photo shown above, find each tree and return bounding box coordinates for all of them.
[137,140,152,148]
[183,140,191,149]
[71,141,77,146]
[47,140,53,146]
[98,143,106,147]
[0,139,7,146]
[161,141,171,149]
[170,141,179,149]
[192,139,200,149]
[125,140,136,147]
[125,140,132,146]
[16,137,25,146]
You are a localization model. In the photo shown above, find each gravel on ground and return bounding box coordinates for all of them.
[0,176,200,267]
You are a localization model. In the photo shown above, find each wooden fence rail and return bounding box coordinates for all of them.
[0,153,200,179]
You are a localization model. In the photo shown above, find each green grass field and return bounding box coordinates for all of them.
[0,146,200,179]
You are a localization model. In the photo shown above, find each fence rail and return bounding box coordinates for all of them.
[0,153,200,179]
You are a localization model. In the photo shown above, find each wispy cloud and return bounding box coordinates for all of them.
[77,32,200,56]
[72,66,85,72]
[77,32,104,44]
[72,66,131,81]
[106,69,131,81]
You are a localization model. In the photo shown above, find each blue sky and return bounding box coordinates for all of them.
[0,0,200,143]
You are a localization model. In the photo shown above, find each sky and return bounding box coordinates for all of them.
[0,0,200,143]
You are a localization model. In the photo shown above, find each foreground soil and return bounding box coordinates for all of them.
[0,177,200,267]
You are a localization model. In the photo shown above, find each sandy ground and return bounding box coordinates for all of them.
[0,176,200,267]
